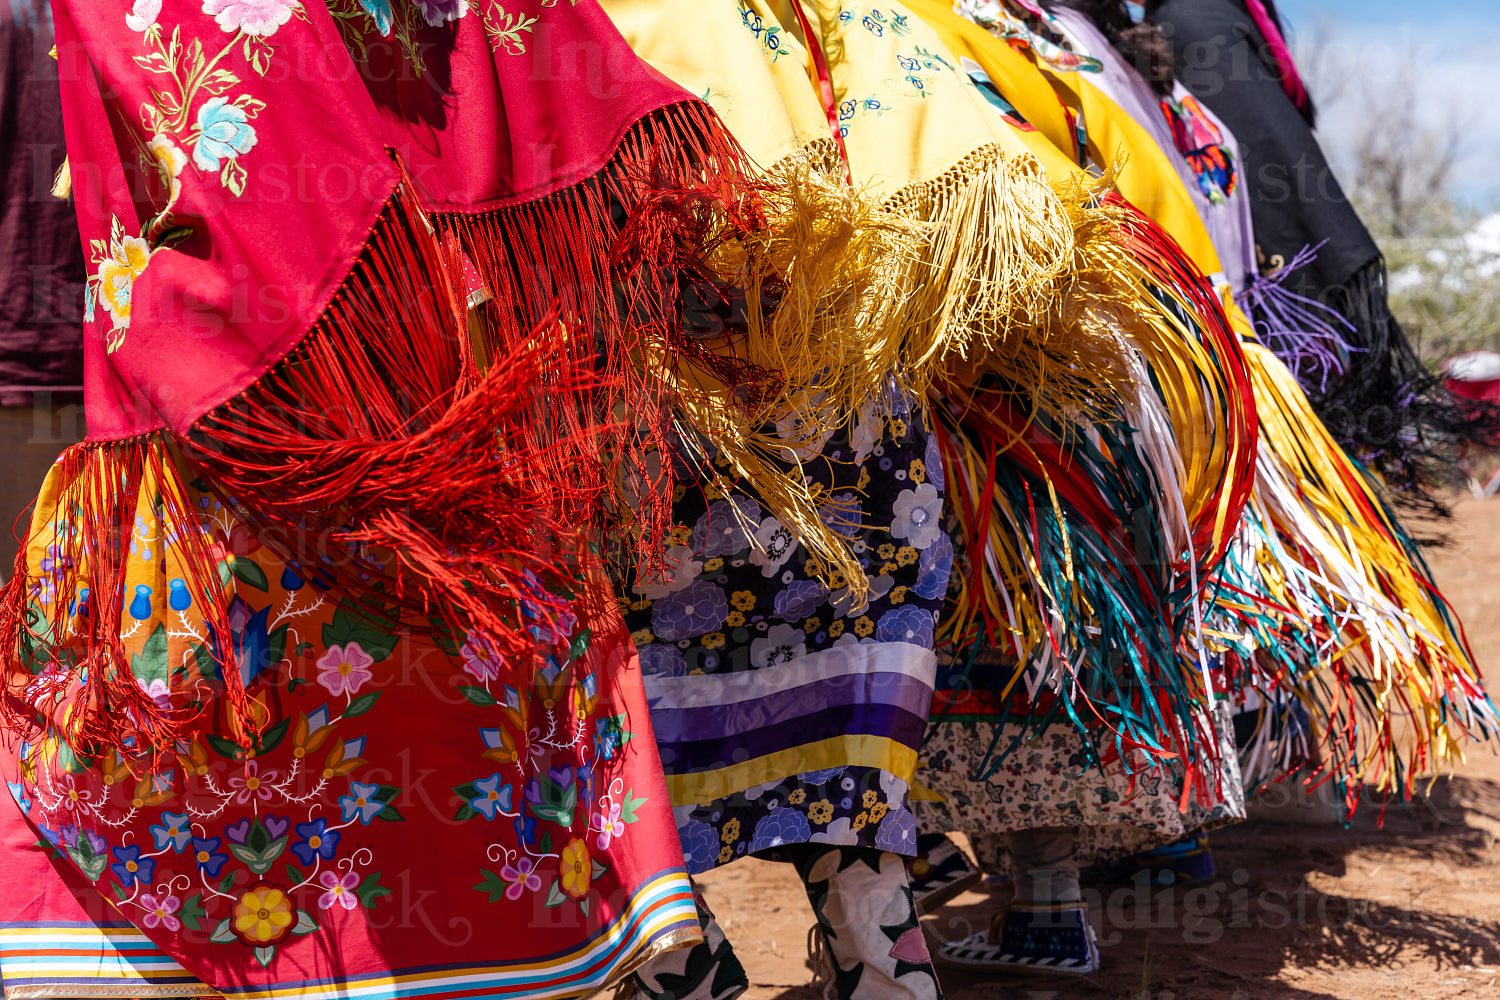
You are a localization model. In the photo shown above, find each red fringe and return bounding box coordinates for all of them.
[1,438,238,764]
[3,101,781,758]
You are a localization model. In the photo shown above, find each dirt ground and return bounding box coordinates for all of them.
[697,495,1500,1000]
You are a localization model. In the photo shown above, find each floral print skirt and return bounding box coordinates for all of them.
[0,455,698,1000]
[912,702,1246,867]
[623,400,952,872]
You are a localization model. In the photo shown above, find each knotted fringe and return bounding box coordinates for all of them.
[4,105,927,755]
[878,149,1146,420]
[432,107,914,594]
[1215,343,1497,808]
[1237,241,1356,397]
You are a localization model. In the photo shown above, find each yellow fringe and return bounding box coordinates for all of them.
[51,158,71,200]
[879,147,1142,420]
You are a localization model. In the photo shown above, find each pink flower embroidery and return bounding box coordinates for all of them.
[459,633,504,684]
[318,870,361,911]
[593,801,625,851]
[140,893,182,931]
[227,760,278,805]
[499,856,541,900]
[316,643,374,698]
[201,0,296,37]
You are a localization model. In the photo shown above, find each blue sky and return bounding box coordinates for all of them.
[1275,0,1500,208]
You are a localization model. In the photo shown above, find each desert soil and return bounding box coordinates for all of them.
[697,495,1500,1000]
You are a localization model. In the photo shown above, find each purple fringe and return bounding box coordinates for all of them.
[1237,241,1358,396]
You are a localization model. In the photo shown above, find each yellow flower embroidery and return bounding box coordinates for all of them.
[731,590,757,611]
[702,632,726,649]
[909,459,926,484]
[788,789,807,805]
[704,557,724,572]
[718,844,733,864]
[896,546,918,567]
[889,418,907,437]
[630,628,654,646]
[560,837,592,899]
[852,811,870,831]
[720,817,740,843]
[868,802,888,823]
[854,616,874,637]
[877,543,896,560]
[889,586,908,605]
[827,620,845,639]
[803,616,821,634]
[726,611,746,627]
[862,789,878,809]
[231,883,294,945]
[807,799,835,825]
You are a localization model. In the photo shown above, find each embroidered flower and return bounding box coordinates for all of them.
[559,837,592,899]
[140,893,181,931]
[876,606,935,648]
[137,677,172,711]
[291,818,341,865]
[890,483,942,549]
[730,590,757,612]
[459,632,504,683]
[110,844,155,887]
[147,134,188,209]
[357,0,393,34]
[227,760,277,805]
[232,883,294,945]
[316,642,374,697]
[650,579,728,641]
[201,0,297,37]
[592,800,625,851]
[191,98,258,173]
[500,855,542,900]
[414,0,467,26]
[317,870,360,911]
[150,812,193,852]
[469,773,513,820]
[191,836,229,877]
[126,0,161,32]
[338,780,386,824]
[97,232,151,330]
[750,623,806,669]
[748,516,796,577]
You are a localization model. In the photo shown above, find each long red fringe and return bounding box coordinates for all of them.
[4,101,780,758]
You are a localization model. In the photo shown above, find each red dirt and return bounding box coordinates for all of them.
[700,495,1500,1000]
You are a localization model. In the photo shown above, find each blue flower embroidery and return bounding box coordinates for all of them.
[470,773,513,820]
[110,844,155,887]
[191,836,228,877]
[150,811,192,852]
[358,0,392,35]
[339,780,386,824]
[192,97,257,173]
[291,818,341,865]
